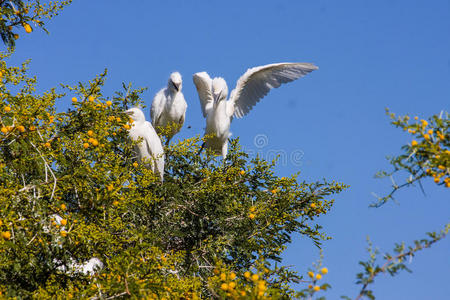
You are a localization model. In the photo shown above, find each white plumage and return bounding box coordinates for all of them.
[125,107,165,181]
[193,62,318,158]
[150,72,187,144]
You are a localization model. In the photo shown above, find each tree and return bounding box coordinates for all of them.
[0,55,346,298]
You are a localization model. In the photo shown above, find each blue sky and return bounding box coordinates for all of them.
[9,0,450,298]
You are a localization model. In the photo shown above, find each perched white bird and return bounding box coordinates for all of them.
[125,107,165,181]
[193,62,318,158]
[150,72,187,144]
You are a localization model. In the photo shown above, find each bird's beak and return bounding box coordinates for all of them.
[214,92,222,105]
[171,81,180,92]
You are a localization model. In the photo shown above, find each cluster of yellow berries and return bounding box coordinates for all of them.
[249,206,256,219]
[307,267,328,292]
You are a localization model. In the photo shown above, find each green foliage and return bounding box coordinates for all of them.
[0,56,347,298]
[0,0,72,49]
[373,109,449,207]
[348,224,450,300]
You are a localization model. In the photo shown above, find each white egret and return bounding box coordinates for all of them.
[193,62,318,158]
[151,72,187,144]
[125,107,165,181]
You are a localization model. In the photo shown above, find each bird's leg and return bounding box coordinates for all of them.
[197,142,205,155]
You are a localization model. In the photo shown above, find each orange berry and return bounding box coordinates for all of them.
[17,125,25,132]
[229,281,236,289]
[23,23,32,33]
[71,97,77,103]
[106,101,112,106]
[411,140,418,146]
[88,96,95,102]
[229,272,236,280]
[438,165,446,170]
[116,117,121,122]
[310,203,316,209]
[60,231,67,237]
[87,130,94,136]
[13,34,19,40]
[44,142,51,148]
[91,139,99,146]
[83,143,89,149]
[60,219,67,226]
[220,273,226,281]
[271,189,277,194]
[1,127,7,134]
[316,273,322,280]
[107,184,114,191]
[3,106,11,113]
[423,134,430,140]
[29,125,36,131]
[133,162,138,168]
[220,283,228,291]
[251,274,259,281]
[240,170,245,175]
[308,284,313,289]
[434,177,440,183]
[321,267,328,274]
[244,271,251,279]
[249,206,256,212]
[123,124,131,130]
[2,231,11,240]
[313,285,320,292]
[113,200,119,206]
[308,271,314,278]
[249,213,255,219]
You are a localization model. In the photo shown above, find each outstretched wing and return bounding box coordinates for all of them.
[150,88,166,127]
[229,63,318,118]
[192,72,214,118]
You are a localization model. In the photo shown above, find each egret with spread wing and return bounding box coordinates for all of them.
[151,72,187,144]
[126,107,165,181]
[193,62,318,158]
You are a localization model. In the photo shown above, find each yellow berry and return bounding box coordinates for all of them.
[106,101,112,106]
[91,139,99,146]
[313,285,320,292]
[411,140,418,146]
[23,23,32,33]
[87,130,94,136]
[220,273,226,281]
[251,274,259,281]
[427,129,433,135]
[61,204,67,210]
[434,177,440,183]
[133,162,139,168]
[1,127,7,134]
[316,273,322,280]
[4,106,11,113]
[60,219,67,226]
[123,124,131,130]
[271,189,277,194]
[113,200,119,206]
[116,117,121,122]
[88,96,95,102]
[310,203,316,209]
[423,134,430,140]
[249,206,256,212]
[44,142,51,148]
[308,284,313,289]
[321,267,328,274]
[60,231,67,237]
[107,184,114,191]
[244,271,251,279]
[438,165,445,170]
[2,231,11,240]
[421,119,428,127]
[229,281,236,289]
[29,125,36,131]
[240,170,245,175]
[220,283,228,291]
[229,272,236,280]
[414,116,418,120]
[249,213,255,219]
[240,291,246,296]
[83,143,89,149]
[17,125,25,132]
[308,271,314,278]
